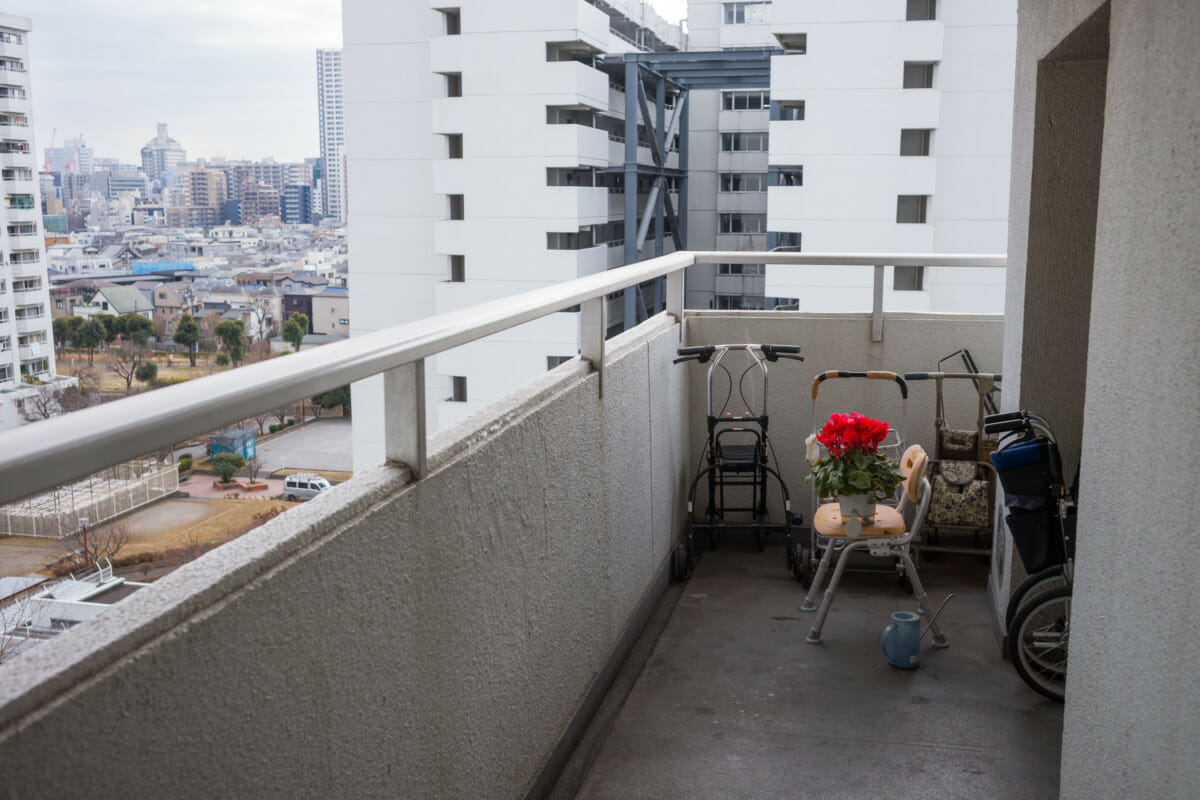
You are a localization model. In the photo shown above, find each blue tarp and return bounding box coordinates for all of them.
[132,260,195,275]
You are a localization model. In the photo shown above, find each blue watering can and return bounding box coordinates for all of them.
[881,611,922,669]
[881,595,954,670]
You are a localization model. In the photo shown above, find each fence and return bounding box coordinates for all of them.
[0,461,179,539]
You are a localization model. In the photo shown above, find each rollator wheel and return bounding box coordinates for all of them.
[670,540,693,582]
[793,543,812,589]
[1007,586,1070,702]
[785,538,795,571]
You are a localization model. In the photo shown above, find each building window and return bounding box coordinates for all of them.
[449,255,465,282]
[55,299,63,309]
[906,0,937,21]
[900,129,932,156]
[719,172,767,193]
[777,101,805,121]
[894,266,925,291]
[450,375,467,402]
[546,167,595,187]
[903,62,936,89]
[446,134,463,159]
[774,231,802,248]
[547,229,595,250]
[717,263,764,275]
[721,89,770,111]
[440,7,461,35]
[776,167,803,186]
[339,319,349,325]
[896,195,929,223]
[547,355,573,370]
[448,194,464,220]
[443,72,462,97]
[719,213,767,234]
[720,132,768,152]
[723,2,772,25]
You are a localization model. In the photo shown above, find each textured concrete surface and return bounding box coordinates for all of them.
[1055,1,1200,797]
[0,318,688,799]
[572,543,1063,800]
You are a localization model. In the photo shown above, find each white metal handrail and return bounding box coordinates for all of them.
[0,251,1004,505]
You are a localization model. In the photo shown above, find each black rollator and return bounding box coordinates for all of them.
[671,344,805,581]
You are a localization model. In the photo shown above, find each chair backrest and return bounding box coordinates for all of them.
[901,445,927,503]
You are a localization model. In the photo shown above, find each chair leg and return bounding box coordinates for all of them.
[806,541,860,644]
[896,550,948,648]
[800,536,837,612]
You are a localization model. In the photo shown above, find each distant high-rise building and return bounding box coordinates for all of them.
[306,157,324,219]
[0,13,65,428]
[43,137,92,176]
[140,123,186,189]
[282,184,312,225]
[316,49,345,223]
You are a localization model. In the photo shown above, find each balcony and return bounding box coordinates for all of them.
[0,250,1069,798]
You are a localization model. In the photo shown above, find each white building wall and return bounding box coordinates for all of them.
[346,0,679,467]
[0,14,57,430]
[764,0,1015,312]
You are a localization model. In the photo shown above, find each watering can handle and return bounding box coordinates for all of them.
[881,624,895,658]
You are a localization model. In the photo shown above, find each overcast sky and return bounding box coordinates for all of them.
[5,0,687,166]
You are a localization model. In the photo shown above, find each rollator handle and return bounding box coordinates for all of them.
[984,417,1028,434]
[985,410,1025,423]
[676,345,715,363]
[760,344,804,362]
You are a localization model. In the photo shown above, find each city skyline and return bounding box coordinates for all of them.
[3,1,686,168]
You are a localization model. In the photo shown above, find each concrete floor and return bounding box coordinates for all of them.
[565,539,1063,800]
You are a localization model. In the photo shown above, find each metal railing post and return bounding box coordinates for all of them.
[872,265,885,342]
[384,359,426,478]
[580,297,605,398]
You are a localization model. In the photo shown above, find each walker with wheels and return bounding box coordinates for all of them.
[670,343,805,581]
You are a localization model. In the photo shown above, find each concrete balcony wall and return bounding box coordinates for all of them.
[683,311,1003,524]
[0,315,689,799]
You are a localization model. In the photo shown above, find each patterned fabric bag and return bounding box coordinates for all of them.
[928,460,990,527]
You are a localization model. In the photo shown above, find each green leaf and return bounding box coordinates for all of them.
[847,470,871,490]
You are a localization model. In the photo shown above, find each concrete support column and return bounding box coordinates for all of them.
[623,61,639,331]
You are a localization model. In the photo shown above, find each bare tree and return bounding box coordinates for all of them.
[58,522,130,575]
[271,405,290,427]
[250,411,271,435]
[245,456,262,483]
[19,384,64,422]
[106,344,149,393]
[0,593,34,665]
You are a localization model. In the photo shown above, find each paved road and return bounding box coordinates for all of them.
[253,418,353,473]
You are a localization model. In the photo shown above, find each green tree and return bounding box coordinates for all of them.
[118,314,154,346]
[95,314,120,343]
[312,385,351,418]
[173,312,201,366]
[135,361,158,384]
[214,319,246,366]
[211,453,246,483]
[52,317,69,354]
[75,319,105,366]
[282,312,308,352]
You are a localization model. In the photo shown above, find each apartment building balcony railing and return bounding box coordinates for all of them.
[0,61,25,73]
[0,251,1028,798]
[0,32,23,45]
[8,250,38,264]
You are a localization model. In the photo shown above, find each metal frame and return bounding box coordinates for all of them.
[0,252,1005,507]
[601,49,780,330]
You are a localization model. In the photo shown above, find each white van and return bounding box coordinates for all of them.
[283,473,332,501]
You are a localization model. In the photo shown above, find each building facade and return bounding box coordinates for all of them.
[139,123,186,190]
[344,0,686,465]
[316,49,346,224]
[282,183,312,225]
[0,14,63,428]
[761,0,1015,312]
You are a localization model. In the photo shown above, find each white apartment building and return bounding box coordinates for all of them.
[139,123,187,190]
[762,0,1016,312]
[316,49,347,225]
[0,14,63,429]
[343,0,1016,468]
[344,0,685,466]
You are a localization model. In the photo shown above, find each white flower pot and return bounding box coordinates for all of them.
[837,493,876,521]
